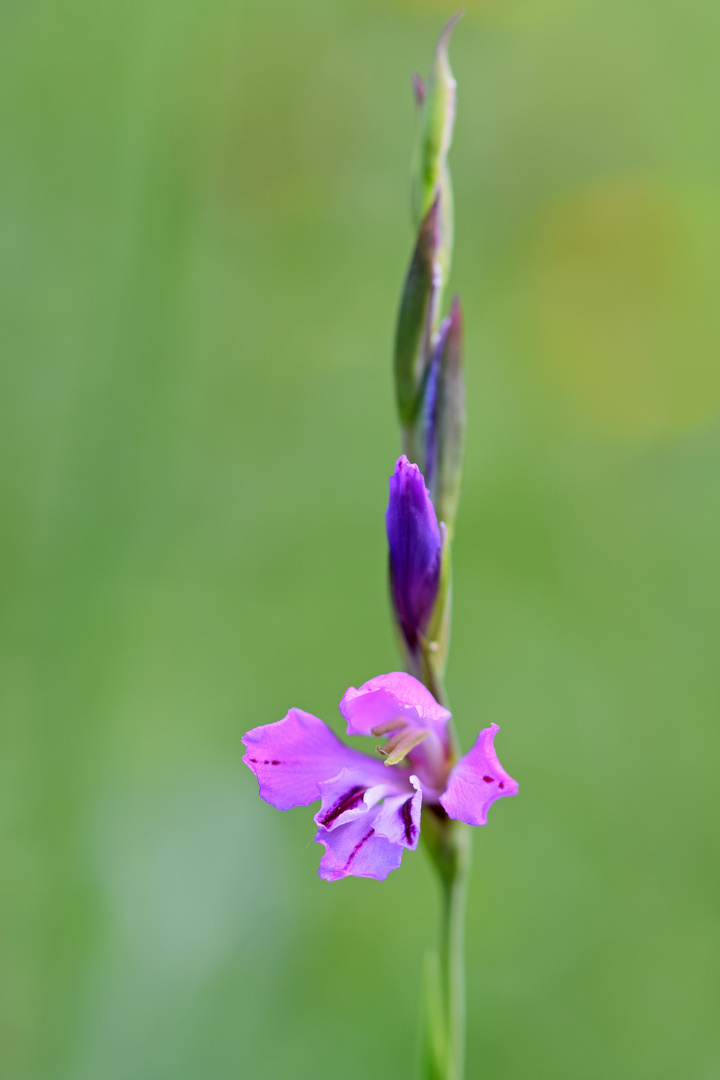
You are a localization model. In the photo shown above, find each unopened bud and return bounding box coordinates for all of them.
[424,296,465,531]
[394,198,441,429]
[386,456,443,663]
[411,13,461,289]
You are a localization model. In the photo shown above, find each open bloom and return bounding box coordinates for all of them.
[243,671,517,882]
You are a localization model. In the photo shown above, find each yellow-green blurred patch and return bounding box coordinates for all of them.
[391,0,573,27]
[520,176,720,438]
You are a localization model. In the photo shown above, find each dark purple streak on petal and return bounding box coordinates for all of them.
[318,785,366,828]
[401,799,416,845]
[242,708,388,812]
[315,807,406,882]
[439,724,518,827]
[345,828,375,871]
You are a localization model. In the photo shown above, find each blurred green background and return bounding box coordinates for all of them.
[2,0,720,1077]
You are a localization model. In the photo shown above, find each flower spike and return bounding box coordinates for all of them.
[243,22,519,1078]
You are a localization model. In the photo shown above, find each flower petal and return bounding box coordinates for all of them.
[315,807,404,882]
[313,768,403,832]
[373,776,422,850]
[340,671,451,737]
[242,708,388,811]
[439,724,518,826]
[314,776,423,881]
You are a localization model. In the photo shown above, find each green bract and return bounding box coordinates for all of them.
[394,198,440,429]
[427,298,465,532]
[411,13,461,295]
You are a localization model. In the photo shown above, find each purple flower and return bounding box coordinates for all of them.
[387,456,444,657]
[243,671,517,882]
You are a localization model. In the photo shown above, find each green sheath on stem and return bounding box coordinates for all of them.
[427,296,465,532]
[394,198,441,430]
[411,13,461,298]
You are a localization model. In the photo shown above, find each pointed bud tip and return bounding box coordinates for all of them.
[412,73,425,107]
[449,294,463,335]
[437,11,463,55]
[392,454,429,491]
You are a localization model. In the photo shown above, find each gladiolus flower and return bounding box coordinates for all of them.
[243,671,517,882]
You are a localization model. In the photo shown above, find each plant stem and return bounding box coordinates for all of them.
[439,832,470,1080]
[414,565,470,1080]
[420,801,471,1080]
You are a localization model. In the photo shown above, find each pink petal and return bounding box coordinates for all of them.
[313,768,402,832]
[373,776,422,850]
[439,724,518,827]
[242,708,388,812]
[339,671,451,737]
[315,776,423,881]
[315,808,404,881]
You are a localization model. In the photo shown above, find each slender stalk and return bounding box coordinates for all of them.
[414,613,471,1080]
[439,834,470,1080]
[417,650,470,1080]
[397,20,469,1078]
[420,807,471,1080]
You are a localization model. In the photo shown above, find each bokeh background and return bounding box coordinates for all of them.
[2,0,720,1077]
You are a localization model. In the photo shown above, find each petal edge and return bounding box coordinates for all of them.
[439,724,518,827]
[242,708,387,811]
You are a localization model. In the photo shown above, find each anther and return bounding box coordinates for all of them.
[377,728,429,766]
[370,718,409,737]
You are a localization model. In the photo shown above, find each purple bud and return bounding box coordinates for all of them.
[412,73,426,107]
[386,456,443,657]
[424,295,464,529]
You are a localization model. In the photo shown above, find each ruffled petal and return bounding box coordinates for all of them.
[373,776,422,850]
[315,776,423,881]
[315,806,403,882]
[339,671,451,737]
[439,724,518,826]
[242,708,388,812]
[313,768,403,832]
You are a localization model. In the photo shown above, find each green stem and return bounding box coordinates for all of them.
[439,836,470,1080]
[420,810,471,1080]
[414,518,468,1078]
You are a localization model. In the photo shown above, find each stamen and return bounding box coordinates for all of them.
[376,730,409,758]
[377,728,428,766]
[370,717,409,737]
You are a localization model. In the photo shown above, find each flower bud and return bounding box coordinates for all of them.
[424,295,465,531]
[386,456,443,661]
[411,13,461,290]
[394,198,441,429]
